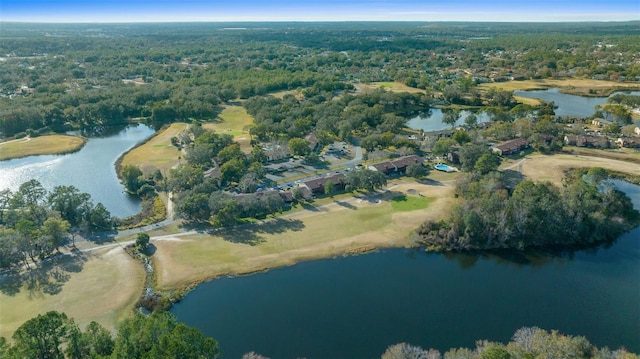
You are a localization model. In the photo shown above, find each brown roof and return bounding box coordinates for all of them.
[493,138,530,152]
[302,173,346,191]
[370,155,421,173]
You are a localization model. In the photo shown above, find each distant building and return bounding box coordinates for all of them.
[616,137,640,148]
[591,118,613,127]
[634,127,640,136]
[564,135,609,148]
[491,138,530,156]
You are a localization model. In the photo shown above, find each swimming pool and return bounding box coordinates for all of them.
[434,163,457,172]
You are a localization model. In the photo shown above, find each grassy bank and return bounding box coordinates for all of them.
[0,247,145,339]
[479,78,640,97]
[120,122,187,176]
[152,180,455,290]
[0,135,87,161]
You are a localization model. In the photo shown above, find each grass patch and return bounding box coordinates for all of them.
[0,135,87,161]
[203,105,254,153]
[360,81,426,94]
[479,78,640,96]
[120,123,187,176]
[391,194,433,211]
[0,248,145,339]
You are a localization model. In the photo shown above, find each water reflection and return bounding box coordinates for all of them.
[0,124,155,218]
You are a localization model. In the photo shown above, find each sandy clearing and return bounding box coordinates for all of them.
[0,247,144,338]
[508,154,640,186]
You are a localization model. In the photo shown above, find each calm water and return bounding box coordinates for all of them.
[172,182,640,359]
[407,109,490,132]
[0,124,155,218]
[514,88,640,118]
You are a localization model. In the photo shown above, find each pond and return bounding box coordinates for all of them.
[407,109,490,132]
[514,88,640,118]
[0,124,155,218]
[171,182,640,359]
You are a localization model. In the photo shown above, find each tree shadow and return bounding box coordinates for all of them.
[502,169,525,189]
[218,218,305,245]
[418,178,444,186]
[141,243,157,256]
[334,200,357,210]
[0,252,89,297]
[83,231,117,245]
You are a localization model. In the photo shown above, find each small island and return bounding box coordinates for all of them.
[0,134,87,161]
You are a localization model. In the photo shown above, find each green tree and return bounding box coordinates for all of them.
[136,233,150,249]
[474,153,501,174]
[87,203,113,231]
[324,180,335,197]
[441,108,460,129]
[220,157,247,185]
[11,311,72,359]
[288,137,311,156]
[452,129,471,144]
[120,165,143,193]
[41,217,71,251]
[48,185,92,227]
[459,144,488,172]
[406,163,429,179]
[432,137,457,156]
[113,311,219,359]
[481,346,511,359]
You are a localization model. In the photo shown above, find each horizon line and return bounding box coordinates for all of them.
[2,19,640,24]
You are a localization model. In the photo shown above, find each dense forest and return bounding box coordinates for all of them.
[1,22,639,137]
[0,180,113,269]
[417,168,640,250]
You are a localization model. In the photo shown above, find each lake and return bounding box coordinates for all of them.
[514,88,640,118]
[407,109,490,132]
[171,181,640,358]
[0,124,155,218]
[408,89,640,132]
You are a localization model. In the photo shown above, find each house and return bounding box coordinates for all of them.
[304,133,319,152]
[262,143,291,162]
[301,173,346,194]
[204,167,221,179]
[616,137,640,148]
[564,135,609,148]
[591,118,613,127]
[368,155,422,175]
[447,151,460,164]
[491,138,530,156]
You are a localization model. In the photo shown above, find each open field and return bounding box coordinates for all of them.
[203,105,254,153]
[479,79,640,97]
[0,135,87,161]
[501,153,640,185]
[152,180,455,290]
[359,82,426,94]
[120,122,187,176]
[0,247,145,339]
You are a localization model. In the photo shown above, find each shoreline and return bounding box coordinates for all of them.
[0,134,88,161]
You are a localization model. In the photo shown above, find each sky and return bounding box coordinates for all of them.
[1,0,638,23]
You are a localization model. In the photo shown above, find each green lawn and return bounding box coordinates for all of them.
[391,194,434,211]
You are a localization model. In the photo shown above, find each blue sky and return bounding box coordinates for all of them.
[1,0,638,22]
